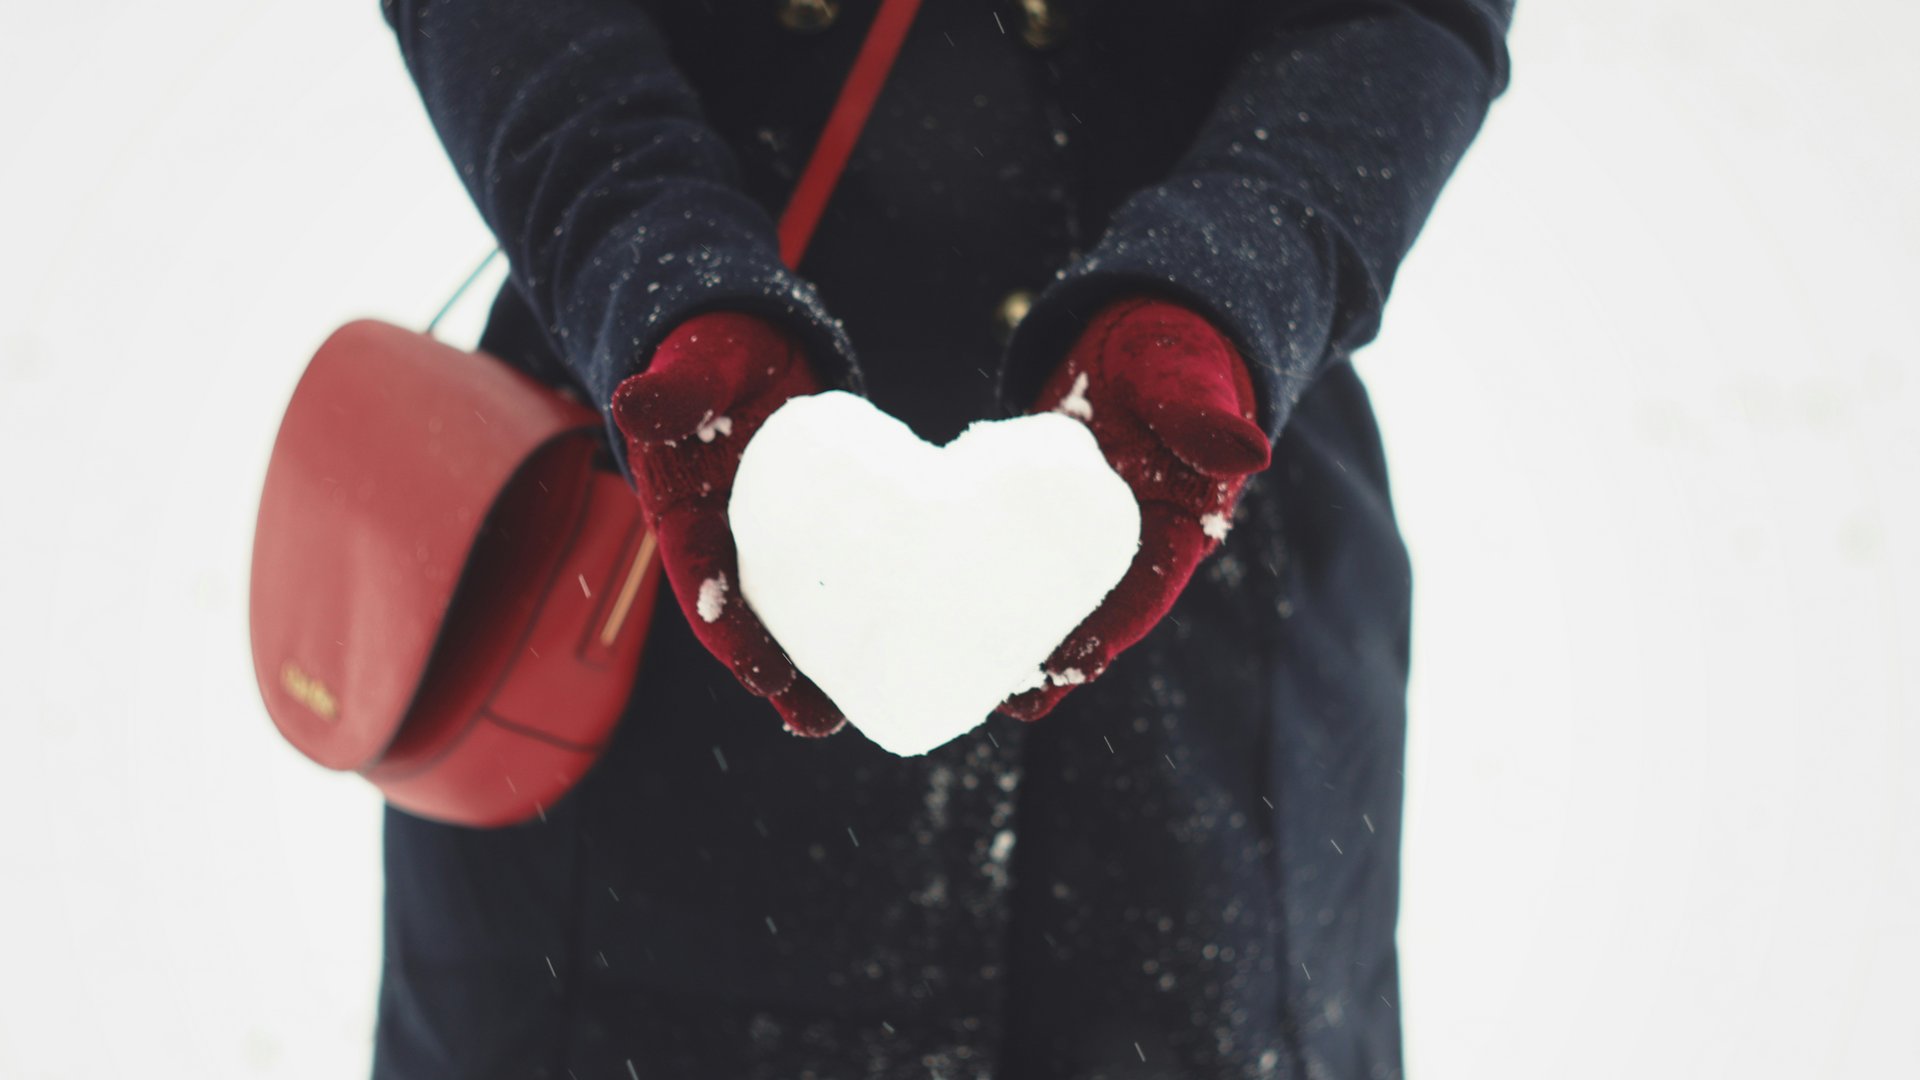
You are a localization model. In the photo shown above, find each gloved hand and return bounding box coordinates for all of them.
[610,312,845,736]
[999,298,1272,721]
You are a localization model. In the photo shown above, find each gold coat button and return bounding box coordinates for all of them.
[993,289,1036,345]
[777,0,839,33]
[1018,0,1068,49]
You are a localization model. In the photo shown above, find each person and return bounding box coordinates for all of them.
[374,1,1512,1076]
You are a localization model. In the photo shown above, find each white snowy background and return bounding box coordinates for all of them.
[2,2,1915,1076]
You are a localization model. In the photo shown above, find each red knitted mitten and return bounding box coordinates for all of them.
[1000,298,1272,721]
[610,312,844,736]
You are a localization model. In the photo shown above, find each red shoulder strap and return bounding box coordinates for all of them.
[777,0,923,268]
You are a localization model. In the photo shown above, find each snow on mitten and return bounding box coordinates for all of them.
[610,312,844,736]
[999,298,1272,721]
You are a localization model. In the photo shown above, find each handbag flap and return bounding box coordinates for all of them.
[249,319,603,771]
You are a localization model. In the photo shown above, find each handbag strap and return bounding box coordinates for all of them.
[430,0,922,334]
[777,0,923,268]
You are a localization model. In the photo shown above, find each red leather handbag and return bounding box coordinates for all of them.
[248,0,921,827]
[250,320,658,827]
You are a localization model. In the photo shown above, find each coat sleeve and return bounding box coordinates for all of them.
[1000,0,1514,439]
[379,0,858,437]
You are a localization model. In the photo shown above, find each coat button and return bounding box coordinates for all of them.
[777,0,840,33]
[1017,0,1068,49]
[993,289,1036,345]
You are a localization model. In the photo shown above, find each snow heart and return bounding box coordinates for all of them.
[728,391,1140,756]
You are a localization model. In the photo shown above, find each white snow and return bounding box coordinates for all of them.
[989,828,1016,864]
[1199,511,1231,541]
[729,391,1139,756]
[696,574,728,622]
[694,411,733,443]
[1055,370,1093,420]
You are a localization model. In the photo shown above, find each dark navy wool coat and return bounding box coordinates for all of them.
[374,2,1511,1077]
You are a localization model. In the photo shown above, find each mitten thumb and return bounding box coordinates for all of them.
[1106,303,1270,477]
[611,313,798,444]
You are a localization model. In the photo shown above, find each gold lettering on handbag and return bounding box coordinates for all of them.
[281,661,339,721]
